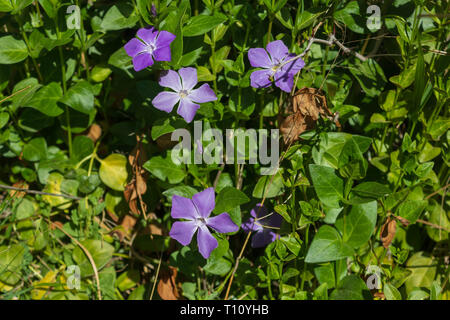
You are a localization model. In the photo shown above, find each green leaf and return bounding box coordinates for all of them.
[183,14,227,37]
[397,200,427,224]
[213,186,250,214]
[0,36,28,64]
[330,275,372,300]
[351,182,391,201]
[335,201,377,249]
[295,10,322,31]
[305,225,353,263]
[151,118,185,140]
[350,59,387,97]
[23,137,48,162]
[0,0,14,12]
[405,252,436,294]
[309,164,343,208]
[333,1,365,34]
[60,80,94,115]
[389,65,416,89]
[0,244,26,285]
[425,200,449,242]
[100,2,139,31]
[252,171,285,199]
[99,153,129,191]
[143,153,187,184]
[72,240,114,277]
[384,283,402,300]
[42,172,75,209]
[26,82,64,116]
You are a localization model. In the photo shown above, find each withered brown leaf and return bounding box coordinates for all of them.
[279,87,340,145]
[380,217,397,248]
[157,266,180,300]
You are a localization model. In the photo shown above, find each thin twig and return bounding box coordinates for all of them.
[0,184,82,200]
[0,85,32,104]
[47,219,102,300]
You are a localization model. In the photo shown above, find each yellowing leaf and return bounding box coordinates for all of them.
[99,154,129,191]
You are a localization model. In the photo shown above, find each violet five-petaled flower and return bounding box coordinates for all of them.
[241,203,282,248]
[169,188,239,259]
[124,26,175,72]
[152,67,217,123]
[248,40,305,93]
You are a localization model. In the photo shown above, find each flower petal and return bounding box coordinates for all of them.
[266,40,289,64]
[192,187,215,218]
[250,69,273,89]
[155,30,176,47]
[159,69,182,92]
[124,38,146,58]
[248,48,272,68]
[188,84,217,103]
[177,98,200,123]
[132,53,154,71]
[241,217,262,232]
[197,225,218,259]
[169,221,197,246]
[137,26,158,44]
[250,203,269,219]
[207,213,239,233]
[171,195,199,220]
[153,45,171,62]
[152,91,180,113]
[178,67,198,91]
[251,229,278,248]
[281,54,305,76]
[274,70,294,93]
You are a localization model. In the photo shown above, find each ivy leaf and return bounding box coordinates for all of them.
[99,153,129,191]
[252,171,285,199]
[27,82,64,117]
[0,36,28,64]
[23,137,48,162]
[309,164,343,208]
[60,80,95,115]
[330,275,372,300]
[143,153,187,184]
[335,201,377,249]
[305,225,353,263]
[213,186,250,214]
[72,240,114,277]
[183,14,227,37]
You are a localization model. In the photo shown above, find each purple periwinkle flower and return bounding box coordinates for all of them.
[242,204,282,248]
[248,40,305,93]
[169,187,239,259]
[124,26,175,72]
[152,67,217,123]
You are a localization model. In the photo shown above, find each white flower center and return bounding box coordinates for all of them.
[146,43,156,54]
[179,89,189,98]
[195,217,207,227]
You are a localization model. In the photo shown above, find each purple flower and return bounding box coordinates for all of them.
[152,67,217,123]
[242,204,282,248]
[169,188,239,259]
[124,26,175,72]
[248,40,305,93]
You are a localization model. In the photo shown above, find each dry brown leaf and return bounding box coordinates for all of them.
[279,87,340,145]
[373,292,385,300]
[124,136,148,216]
[8,181,28,198]
[157,266,180,300]
[394,215,410,227]
[111,214,137,241]
[380,217,397,248]
[86,123,102,142]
